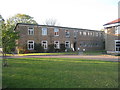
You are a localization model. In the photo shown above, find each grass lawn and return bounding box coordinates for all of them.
[2,58,118,88]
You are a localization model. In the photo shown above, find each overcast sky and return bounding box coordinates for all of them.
[0,0,119,30]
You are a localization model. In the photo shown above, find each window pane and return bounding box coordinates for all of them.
[42,41,47,49]
[115,41,120,51]
[65,30,70,37]
[42,27,47,35]
[54,28,59,36]
[28,40,34,50]
[28,27,34,35]
[65,41,70,48]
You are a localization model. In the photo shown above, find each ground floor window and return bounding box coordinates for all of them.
[115,40,120,51]
[28,40,34,50]
[54,41,60,49]
[65,41,70,48]
[41,41,48,49]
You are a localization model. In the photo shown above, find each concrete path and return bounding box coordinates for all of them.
[6,55,119,62]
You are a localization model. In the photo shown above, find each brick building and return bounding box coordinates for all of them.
[103,18,120,54]
[15,23,104,53]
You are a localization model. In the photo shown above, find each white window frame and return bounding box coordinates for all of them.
[42,27,47,35]
[115,40,120,52]
[74,30,78,37]
[41,41,48,49]
[27,40,34,50]
[80,31,82,35]
[88,32,90,36]
[54,28,59,36]
[96,32,99,37]
[90,32,93,36]
[28,27,34,35]
[99,33,102,37]
[54,41,60,49]
[83,32,87,36]
[65,30,70,37]
[65,41,70,48]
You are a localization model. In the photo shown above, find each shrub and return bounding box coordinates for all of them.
[47,44,55,53]
[60,44,66,52]
[34,43,44,53]
[65,48,73,52]
[18,49,25,54]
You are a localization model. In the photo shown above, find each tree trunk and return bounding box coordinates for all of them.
[2,52,8,67]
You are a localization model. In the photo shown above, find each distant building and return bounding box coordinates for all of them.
[103,18,120,54]
[14,23,104,53]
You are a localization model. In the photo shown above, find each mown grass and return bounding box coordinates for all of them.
[2,58,118,88]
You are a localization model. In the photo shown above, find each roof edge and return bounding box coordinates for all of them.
[15,23,101,32]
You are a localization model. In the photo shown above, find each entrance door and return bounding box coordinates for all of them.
[74,42,77,51]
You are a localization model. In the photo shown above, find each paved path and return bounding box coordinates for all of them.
[7,55,119,62]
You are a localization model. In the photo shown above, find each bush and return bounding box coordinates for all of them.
[60,44,66,52]
[47,44,55,53]
[18,49,25,54]
[65,48,73,52]
[34,43,44,53]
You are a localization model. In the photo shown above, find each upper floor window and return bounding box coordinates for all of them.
[80,31,82,35]
[65,30,70,37]
[99,33,102,37]
[28,27,34,35]
[115,26,120,34]
[42,27,47,35]
[27,40,34,50]
[93,32,95,36]
[88,32,90,36]
[83,32,87,36]
[54,41,60,49]
[74,30,78,37]
[90,32,93,36]
[96,32,99,37]
[54,28,59,36]
[41,41,48,49]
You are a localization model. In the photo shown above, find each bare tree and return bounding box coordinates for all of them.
[44,18,57,26]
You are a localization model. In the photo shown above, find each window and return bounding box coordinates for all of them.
[42,27,47,35]
[115,26,120,34]
[54,41,60,49]
[88,32,90,36]
[28,27,34,35]
[99,33,102,37]
[93,32,95,36]
[65,41,70,48]
[27,40,34,50]
[41,41,48,49]
[115,40,120,52]
[65,30,70,37]
[96,32,99,37]
[80,31,82,35]
[83,32,87,36]
[54,28,59,36]
[80,42,87,47]
[90,32,93,36]
[74,30,78,37]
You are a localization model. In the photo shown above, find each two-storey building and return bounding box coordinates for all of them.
[103,18,120,54]
[15,23,104,53]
